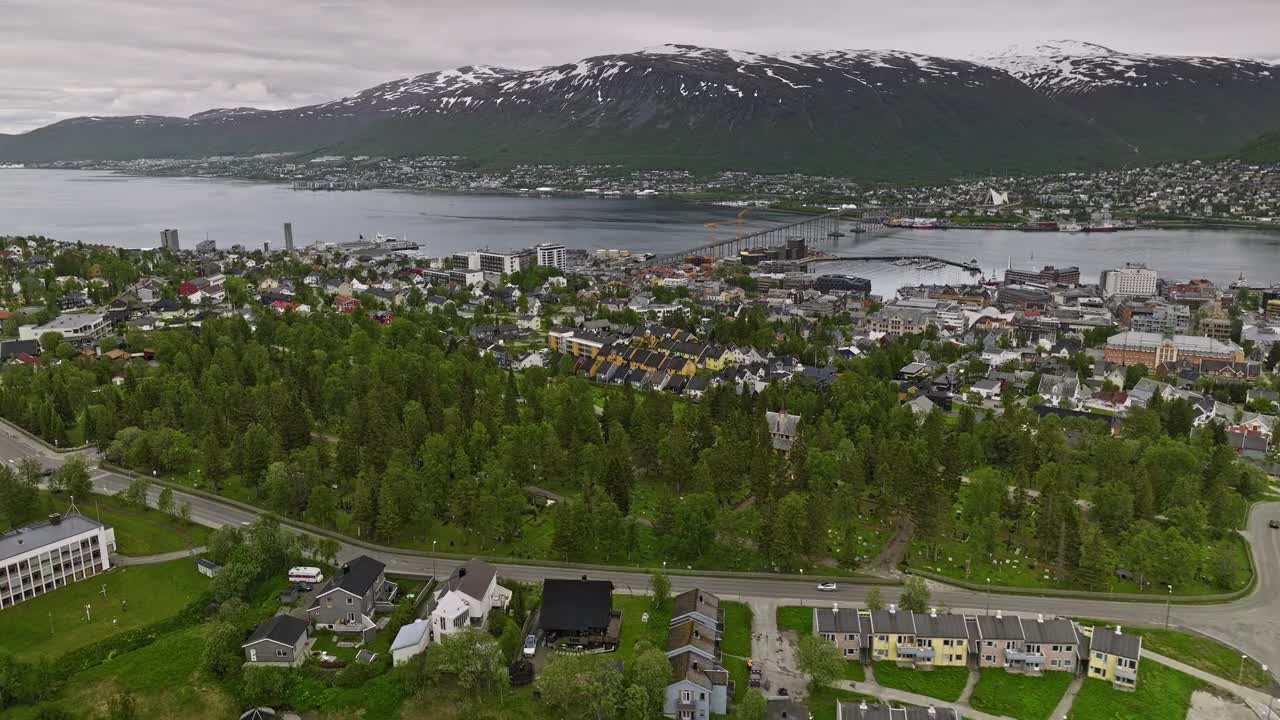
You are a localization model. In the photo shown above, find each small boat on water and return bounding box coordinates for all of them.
[827,231,846,238]
[1082,223,1120,233]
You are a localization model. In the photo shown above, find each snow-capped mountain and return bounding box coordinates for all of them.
[982,40,1277,96]
[2,42,1277,177]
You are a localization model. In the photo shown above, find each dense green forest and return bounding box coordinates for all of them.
[0,304,1267,592]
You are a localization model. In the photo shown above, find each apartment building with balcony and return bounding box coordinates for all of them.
[1,512,116,611]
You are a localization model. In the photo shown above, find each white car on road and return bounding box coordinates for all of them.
[816,582,838,592]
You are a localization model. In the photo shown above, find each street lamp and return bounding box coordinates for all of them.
[1240,654,1248,684]
[985,578,991,616]
[1164,585,1173,629]
[432,540,438,580]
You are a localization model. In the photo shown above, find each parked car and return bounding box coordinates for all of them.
[292,581,314,592]
[816,582,838,592]
[523,634,538,657]
[1269,519,1279,529]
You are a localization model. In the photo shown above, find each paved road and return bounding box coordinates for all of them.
[5,422,1280,679]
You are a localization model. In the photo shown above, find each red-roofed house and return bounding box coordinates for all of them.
[15,353,40,366]
[335,295,360,313]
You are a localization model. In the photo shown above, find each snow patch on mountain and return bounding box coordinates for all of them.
[981,40,1278,95]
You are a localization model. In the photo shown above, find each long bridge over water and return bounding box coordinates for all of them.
[641,204,956,267]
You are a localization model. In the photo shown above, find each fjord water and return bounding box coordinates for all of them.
[3,170,1279,294]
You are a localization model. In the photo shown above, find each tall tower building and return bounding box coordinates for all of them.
[160,228,180,253]
[283,222,294,252]
[535,243,568,272]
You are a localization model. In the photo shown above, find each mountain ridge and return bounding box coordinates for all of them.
[2,41,1277,178]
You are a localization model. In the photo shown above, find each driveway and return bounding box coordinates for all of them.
[748,598,807,698]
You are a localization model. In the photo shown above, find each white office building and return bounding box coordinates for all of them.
[19,312,111,345]
[535,243,568,272]
[1100,264,1158,298]
[1,513,116,611]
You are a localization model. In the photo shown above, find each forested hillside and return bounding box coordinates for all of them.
[0,298,1265,592]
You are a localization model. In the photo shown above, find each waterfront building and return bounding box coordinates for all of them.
[1103,331,1244,366]
[1005,265,1080,287]
[160,228,180,253]
[814,274,872,294]
[1100,263,1158,298]
[284,222,295,252]
[1,512,116,611]
[536,243,568,272]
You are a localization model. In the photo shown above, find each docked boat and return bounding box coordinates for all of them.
[1058,222,1083,232]
[1018,221,1060,232]
[1082,223,1120,233]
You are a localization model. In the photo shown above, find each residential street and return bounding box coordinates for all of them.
[4,423,1279,679]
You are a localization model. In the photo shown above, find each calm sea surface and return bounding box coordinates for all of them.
[3,169,1279,296]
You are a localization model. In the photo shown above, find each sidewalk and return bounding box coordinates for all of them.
[1142,650,1277,717]
[1049,675,1084,720]
[114,547,207,566]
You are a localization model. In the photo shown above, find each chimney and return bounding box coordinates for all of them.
[1037,613,1044,623]
[859,701,868,710]
[930,607,938,618]
[48,513,61,526]
[889,603,897,614]
[995,609,1003,620]
[458,567,467,578]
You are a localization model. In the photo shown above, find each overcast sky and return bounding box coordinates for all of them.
[3,0,1278,134]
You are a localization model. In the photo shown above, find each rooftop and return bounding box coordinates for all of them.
[0,513,108,562]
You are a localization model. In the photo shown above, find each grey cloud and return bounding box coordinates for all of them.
[2,0,1277,133]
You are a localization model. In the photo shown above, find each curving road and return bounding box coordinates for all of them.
[3,425,1279,679]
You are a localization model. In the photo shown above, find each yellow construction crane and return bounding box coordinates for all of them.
[704,207,753,243]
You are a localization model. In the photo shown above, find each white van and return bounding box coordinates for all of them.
[288,567,324,584]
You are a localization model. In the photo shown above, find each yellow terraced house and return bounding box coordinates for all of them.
[910,609,969,667]
[1083,625,1142,691]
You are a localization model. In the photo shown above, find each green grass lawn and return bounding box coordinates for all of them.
[86,491,212,556]
[807,686,881,720]
[872,663,970,702]
[0,558,208,662]
[721,600,753,657]
[312,631,363,662]
[613,593,670,663]
[969,670,1073,720]
[1072,619,1268,689]
[1069,662,1203,720]
[776,606,813,636]
[74,624,209,691]
[842,660,867,682]
[722,655,750,701]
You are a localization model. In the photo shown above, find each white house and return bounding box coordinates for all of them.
[429,559,510,640]
[390,619,432,666]
[970,378,1002,400]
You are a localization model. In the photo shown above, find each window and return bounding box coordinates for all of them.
[1094,652,1105,661]
[1052,645,1062,652]
[983,655,995,663]
[276,649,288,658]
[346,597,354,605]
[1050,659,1060,667]
[846,634,856,641]
[845,648,857,657]
[877,635,887,642]
[699,693,705,701]
[1006,641,1017,650]
[681,690,691,703]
